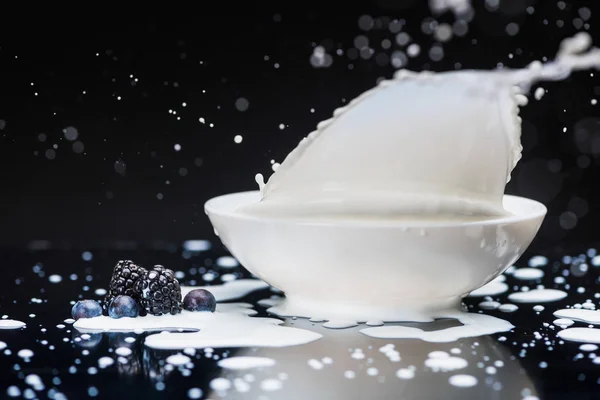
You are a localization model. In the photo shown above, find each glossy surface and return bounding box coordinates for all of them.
[1,243,599,399]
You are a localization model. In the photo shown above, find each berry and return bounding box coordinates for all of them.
[104,260,147,314]
[108,295,140,319]
[183,289,216,312]
[136,265,182,316]
[71,300,102,320]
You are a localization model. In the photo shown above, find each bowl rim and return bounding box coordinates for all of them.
[205,191,547,228]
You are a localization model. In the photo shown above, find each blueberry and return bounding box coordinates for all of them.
[108,295,140,319]
[71,300,102,320]
[183,289,216,312]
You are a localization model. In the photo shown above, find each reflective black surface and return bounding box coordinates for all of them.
[1,242,599,399]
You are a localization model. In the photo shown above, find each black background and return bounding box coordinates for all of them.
[1,1,599,250]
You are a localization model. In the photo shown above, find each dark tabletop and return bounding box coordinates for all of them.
[0,241,599,400]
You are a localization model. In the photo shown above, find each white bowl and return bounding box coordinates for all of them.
[205,191,546,322]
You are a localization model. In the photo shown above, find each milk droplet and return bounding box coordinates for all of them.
[498,304,519,313]
[508,289,567,303]
[0,320,26,330]
[554,318,575,327]
[448,374,478,388]
[217,356,276,370]
[396,368,415,379]
[513,268,544,280]
[534,87,545,100]
[554,309,600,325]
[558,328,600,344]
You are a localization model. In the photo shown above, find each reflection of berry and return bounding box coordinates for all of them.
[136,266,182,316]
[71,300,102,320]
[104,260,147,315]
[108,295,140,319]
[143,347,175,383]
[183,289,216,312]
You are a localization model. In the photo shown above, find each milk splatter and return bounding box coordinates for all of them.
[554,309,600,325]
[508,289,568,303]
[513,268,545,280]
[558,328,600,344]
[0,320,26,330]
[217,357,276,370]
[74,303,322,349]
[449,374,478,388]
[360,312,513,343]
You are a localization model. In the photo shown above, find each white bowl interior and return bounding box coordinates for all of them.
[206,190,546,223]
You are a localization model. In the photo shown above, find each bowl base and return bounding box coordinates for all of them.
[266,295,464,323]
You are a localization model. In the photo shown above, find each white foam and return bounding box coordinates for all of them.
[580,344,598,352]
[218,356,276,370]
[0,320,26,330]
[449,374,478,388]
[360,312,513,343]
[508,289,567,303]
[554,309,600,325]
[513,268,544,280]
[558,328,600,344]
[75,303,321,349]
[182,280,269,302]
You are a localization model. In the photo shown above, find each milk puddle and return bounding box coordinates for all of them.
[75,280,322,349]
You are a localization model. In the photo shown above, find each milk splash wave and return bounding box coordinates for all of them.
[240,32,600,222]
[222,33,600,340]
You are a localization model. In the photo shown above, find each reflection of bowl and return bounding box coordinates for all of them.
[206,321,539,400]
[205,191,546,321]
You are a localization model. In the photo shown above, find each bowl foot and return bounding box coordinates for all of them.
[266,295,464,323]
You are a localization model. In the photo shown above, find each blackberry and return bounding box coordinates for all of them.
[104,260,147,314]
[136,265,182,316]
